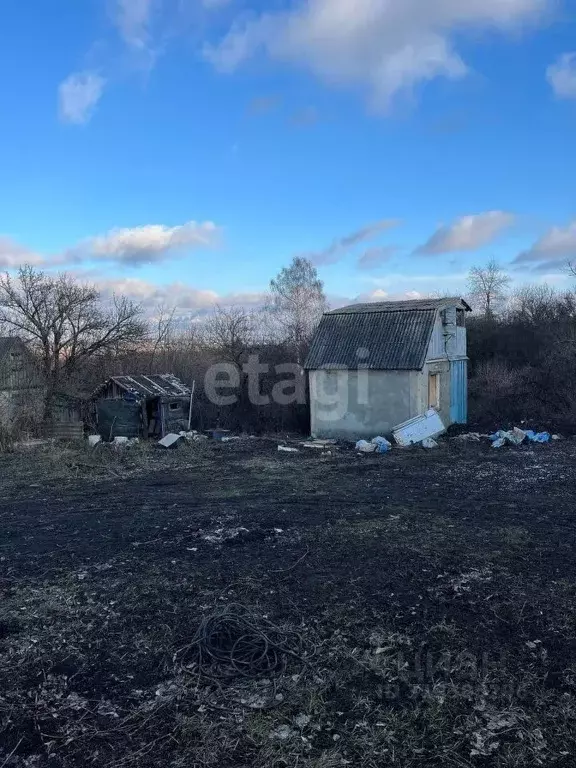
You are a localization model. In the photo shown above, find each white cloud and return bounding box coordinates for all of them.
[58,71,106,125]
[203,0,549,107]
[0,220,219,270]
[514,220,576,266]
[357,246,397,270]
[0,236,44,268]
[547,52,576,99]
[63,221,219,266]
[303,219,400,265]
[415,211,515,255]
[113,0,155,49]
[94,276,265,314]
[359,288,390,302]
[348,289,431,305]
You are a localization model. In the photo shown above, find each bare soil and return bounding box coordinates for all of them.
[1,438,576,767]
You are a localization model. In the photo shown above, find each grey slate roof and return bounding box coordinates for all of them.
[94,374,191,398]
[304,297,470,371]
[326,297,471,314]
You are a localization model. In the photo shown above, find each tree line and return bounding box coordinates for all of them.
[0,259,328,434]
[466,259,576,427]
[2,257,575,436]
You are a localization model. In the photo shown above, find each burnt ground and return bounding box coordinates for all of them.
[1,438,576,767]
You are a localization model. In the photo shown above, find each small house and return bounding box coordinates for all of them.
[304,298,471,440]
[0,337,43,429]
[50,394,86,440]
[92,374,192,440]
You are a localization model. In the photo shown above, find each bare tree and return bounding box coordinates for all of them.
[203,305,254,366]
[149,302,177,373]
[0,265,148,424]
[268,256,328,363]
[467,258,511,317]
[508,284,558,324]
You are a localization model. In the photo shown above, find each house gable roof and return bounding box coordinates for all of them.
[304,297,469,371]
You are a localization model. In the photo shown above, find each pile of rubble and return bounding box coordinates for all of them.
[454,428,561,448]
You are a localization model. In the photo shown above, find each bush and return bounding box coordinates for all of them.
[467,288,576,429]
[468,360,533,425]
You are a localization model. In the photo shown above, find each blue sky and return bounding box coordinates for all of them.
[0,0,575,313]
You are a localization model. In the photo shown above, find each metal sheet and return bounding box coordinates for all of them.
[450,359,468,424]
[305,309,436,371]
[92,374,191,399]
[392,409,446,446]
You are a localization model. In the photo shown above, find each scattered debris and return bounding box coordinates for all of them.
[278,446,300,453]
[221,436,242,442]
[88,435,102,447]
[202,527,249,544]
[294,713,312,729]
[179,430,207,442]
[14,438,50,450]
[453,432,483,442]
[112,436,139,449]
[421,437,439,449]
[525,430,551,444]
[356,440,377,454]
[158,433,183,449]
[490,428,551,448]
[393,409,446,447]
[302,439,337,449]
[372,436,392,454]
[270,725,294,741]
[210,429,231,441]
[174,603,305,679]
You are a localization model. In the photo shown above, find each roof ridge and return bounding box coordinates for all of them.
[327,297,471,315]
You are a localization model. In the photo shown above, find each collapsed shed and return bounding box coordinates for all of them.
[92,374,192,439]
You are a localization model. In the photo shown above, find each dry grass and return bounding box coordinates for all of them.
[1,438,576,766]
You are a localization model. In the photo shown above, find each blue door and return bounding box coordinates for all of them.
[450,359,468,424]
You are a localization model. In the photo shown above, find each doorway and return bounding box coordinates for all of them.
[428,373,440,410]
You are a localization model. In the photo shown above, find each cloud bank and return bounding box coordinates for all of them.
[415,211,515,255]
[304,219,399,265]
[203,0,551,107]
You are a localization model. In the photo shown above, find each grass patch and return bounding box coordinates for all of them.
[1,439,576,765]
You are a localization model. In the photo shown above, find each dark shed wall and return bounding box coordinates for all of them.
[97,400,142,438]
[161,397,189,434]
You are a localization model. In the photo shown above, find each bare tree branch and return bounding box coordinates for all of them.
[0,266,148,423]
[267,257,328,364]
[467,258,511,318]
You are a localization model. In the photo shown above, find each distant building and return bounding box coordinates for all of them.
[0,337,43,429]
[92,374,192,439]
[304,298,471,440]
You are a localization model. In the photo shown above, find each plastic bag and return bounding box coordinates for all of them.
[356,440,377,453]
[371,436,392,454]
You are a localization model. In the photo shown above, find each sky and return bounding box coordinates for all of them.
[0,0,575,315]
